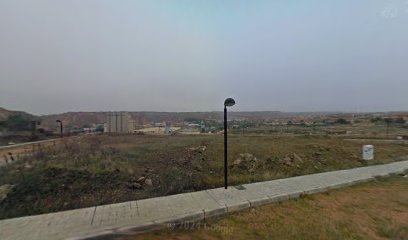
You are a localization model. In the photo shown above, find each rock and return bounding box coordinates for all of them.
[240,153,255,161]
[231,153,260,171]
[189,146,207,153]
[136,177,146,183]
[133,183,142,189]
[126,182,142,190]
[313,152,322,157]
[282,156,292,166]
[283,156,291,161]
[0,184,13,202]
[293,153,303,163]
[233,159,242,166]
[282,156,292,165]
[24,163,33,169]
[144,179,153,187]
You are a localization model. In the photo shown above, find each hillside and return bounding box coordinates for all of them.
[37,111,407,130]
[40,112,107,129]
[0,108,292,130]
[0,107,36,121]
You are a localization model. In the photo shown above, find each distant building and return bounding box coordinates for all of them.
[187,123,200,128]
[128,120,137,133]
[154,122,165,127]
[105,112,129,133]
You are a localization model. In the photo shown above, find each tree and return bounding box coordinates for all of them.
[335,118,350,125]
[96,125,104,132]
[394,118,405,124]
[3,115,33,131]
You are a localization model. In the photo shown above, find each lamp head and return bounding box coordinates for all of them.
[224,98,235,107]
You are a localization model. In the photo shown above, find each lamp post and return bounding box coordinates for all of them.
[56,120,63,138]
[224,98,235,189]
[385,118,391,136]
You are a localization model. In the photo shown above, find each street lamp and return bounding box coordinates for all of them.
[384,118,391,136]
[56,120,63,138]
[224,98,235,189]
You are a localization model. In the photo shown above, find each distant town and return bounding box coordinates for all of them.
[1,107,407,145]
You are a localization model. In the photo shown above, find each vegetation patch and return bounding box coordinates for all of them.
[1,134,408,219]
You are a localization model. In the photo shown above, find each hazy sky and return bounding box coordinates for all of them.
[0,0,407,115]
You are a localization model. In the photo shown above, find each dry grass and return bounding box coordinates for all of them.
[232,122,408,139]
[1,134,407,219]
[126,176,408,240]
[201,135,408,187]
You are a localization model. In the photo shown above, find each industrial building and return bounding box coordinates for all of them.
[128,120,137,133]
[105,112,130,133]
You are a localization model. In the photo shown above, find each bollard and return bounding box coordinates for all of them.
[363,145,374,160]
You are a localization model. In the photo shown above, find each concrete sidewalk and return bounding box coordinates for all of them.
[1,160,408,240]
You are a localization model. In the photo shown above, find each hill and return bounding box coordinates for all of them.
[0,107,37,121]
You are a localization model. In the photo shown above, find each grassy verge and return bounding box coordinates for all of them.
[127,176,408,240]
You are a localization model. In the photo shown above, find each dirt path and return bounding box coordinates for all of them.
[0,136,81,167]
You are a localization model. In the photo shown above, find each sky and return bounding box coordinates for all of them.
[0,0,407,115]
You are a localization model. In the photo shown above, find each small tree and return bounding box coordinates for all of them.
[4,115,33,131]
[335,118,350,124]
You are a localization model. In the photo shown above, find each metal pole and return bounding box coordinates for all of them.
[224,106,228,189]
[115,112,118,133]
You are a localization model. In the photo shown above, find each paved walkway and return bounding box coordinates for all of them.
[1,160,408,240]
